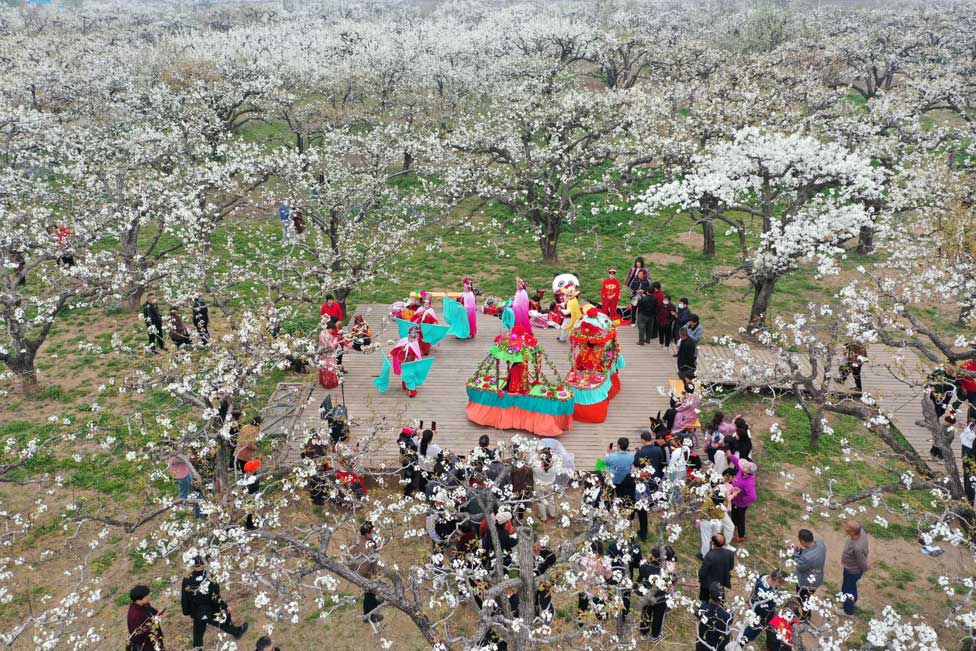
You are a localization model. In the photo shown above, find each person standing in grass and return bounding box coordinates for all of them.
[181,557,249,646]
[624,256,647,289]
[142,293,165,353]
[603,437,636,508]
[729,458,758,543]
[192,297,210,344]
[127,584,164,651]
[792,528,826,619]
[840,520,870,615]
[320,294,343,323]
[696,582,733,651]
[278,203,292,244]
[628,269,652,329]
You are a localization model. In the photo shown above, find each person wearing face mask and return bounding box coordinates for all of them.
[671,298,691,354]
[656,294,675,348]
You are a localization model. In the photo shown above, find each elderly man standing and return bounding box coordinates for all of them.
[840,520,870,615]
[793,528,826,619]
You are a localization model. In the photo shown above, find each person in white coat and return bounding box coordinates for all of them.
[532,447,559,521]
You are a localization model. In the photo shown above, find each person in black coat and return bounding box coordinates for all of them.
[192,297,210,344]
[635,290,658,346]
[142,293,165,353]
[638,545,674,641]
[672,298,691,349]
[676,326,698,376]
[181,558,248,647]
[734,417,753,461]
[696,583,733,651]
[633,431,668,540]
[533,540,557,623]
[698,533,735,601]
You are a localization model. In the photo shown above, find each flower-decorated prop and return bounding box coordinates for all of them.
[465,327,574,436]
[567,306,624,423]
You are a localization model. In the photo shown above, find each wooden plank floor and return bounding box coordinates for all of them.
[287,306,952,472]
[697,343,948,472]
[290,305,677,469]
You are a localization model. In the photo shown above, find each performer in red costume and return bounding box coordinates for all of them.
[390,326,425,397]
[601,266,621,322]
[411,291,439,355]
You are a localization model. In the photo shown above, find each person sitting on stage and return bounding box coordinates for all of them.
[350,314,373,351]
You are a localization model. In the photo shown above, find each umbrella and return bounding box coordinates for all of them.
[537,438,576,490]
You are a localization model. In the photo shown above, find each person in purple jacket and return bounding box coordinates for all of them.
[729,457,758,543]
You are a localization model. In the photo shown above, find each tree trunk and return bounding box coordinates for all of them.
[701,219,716,257]
[215,436,232,501]
[538,216,561,264]
[123,287,145,312]
[513,532,537,651]
[7,351,39,394]
[919,396,965,501]
[808,409,824,449]
[748,277,777,329]
[856,224,874,255]
[960,301,975,326]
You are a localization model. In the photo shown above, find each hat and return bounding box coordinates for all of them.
[400,427,415,437]
[739,460,758,475]
[708,582,724,601]
[167,456,191,480]
[495,511,513,525]
[243,459,261,473]
[463,277,473,289]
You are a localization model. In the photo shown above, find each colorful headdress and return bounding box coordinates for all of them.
[516,277,527,290]
[408,325,422,338]
[420,291,432,307]
[552,273,580,297]
[463,277,473,290]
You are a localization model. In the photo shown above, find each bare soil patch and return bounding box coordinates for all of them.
[676,231,704,249]
[643,251,686,266]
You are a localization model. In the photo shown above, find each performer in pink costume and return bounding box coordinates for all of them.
[462,277,478,338]
[512,277,533,335]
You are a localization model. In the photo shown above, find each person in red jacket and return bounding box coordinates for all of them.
[601,267,622,322]
[765,602,799,651]
[656,294,676,348]
[648,281,664,341]
[127,585,164,651]
[320,294,343,323]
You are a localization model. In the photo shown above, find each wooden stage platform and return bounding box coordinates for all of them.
[281,304,949,473]
[287,304,678,469]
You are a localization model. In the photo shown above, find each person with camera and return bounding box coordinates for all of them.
[255,636,280,651]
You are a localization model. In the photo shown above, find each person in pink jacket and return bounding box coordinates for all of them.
[729,457,758,543]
